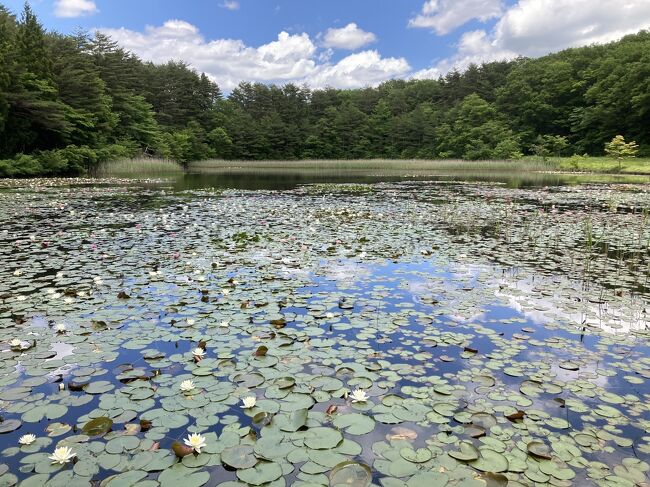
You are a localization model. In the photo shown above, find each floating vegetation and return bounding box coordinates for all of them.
[304,183,374,194]
[0,179,648,486]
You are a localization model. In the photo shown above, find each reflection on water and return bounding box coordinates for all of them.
[173,168,650,191]
[0,177,648,485]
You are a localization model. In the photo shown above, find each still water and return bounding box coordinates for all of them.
[172,167,650,190]
[0,171,648,486]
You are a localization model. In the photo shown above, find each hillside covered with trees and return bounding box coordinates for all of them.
[1,3,649,176]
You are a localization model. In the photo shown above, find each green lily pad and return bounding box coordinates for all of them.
[449,442,480,462]
[83,381,115,394]
[159,465,210,487]
[0,419,21,434]
[527,441,552,460]
[332,413,375,435]
[470,449,508,473]
[221,445,258,469]
[304,427,343,450]
[406,472,449,487]
[81,417,113,437]
[236,462,282,485]
[399,447,432,463]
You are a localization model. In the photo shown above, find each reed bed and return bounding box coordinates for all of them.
[188,158,557,172]
[94,158,185,177]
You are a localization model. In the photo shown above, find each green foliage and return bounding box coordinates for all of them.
[436,95,522,160]
[567,153,590,170]
[605,135,639,159]
[531,135,569,160]
[208,127,232,158]
[605,135,639,170]
[0,143,139,177]
[0,4,648,176]
[0,153,41,177]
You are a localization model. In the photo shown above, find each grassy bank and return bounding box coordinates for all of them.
[553,156,650,174]
[188,158,557,172]
[94,158,185,177]
[92,156,650,179]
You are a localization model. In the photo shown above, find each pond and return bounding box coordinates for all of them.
[175,168,650,191]
[0,172,649,487]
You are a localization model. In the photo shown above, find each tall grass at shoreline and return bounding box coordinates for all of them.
[94,158,185,177]
[188,158,557,172]
[94,156,650,178]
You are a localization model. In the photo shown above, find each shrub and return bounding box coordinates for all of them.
[605,135,639,170]
[58,146,98,174]
[0,154,43,177]
[36,150,69,175]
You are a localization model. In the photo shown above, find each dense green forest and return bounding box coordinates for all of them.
[1,3,649,176]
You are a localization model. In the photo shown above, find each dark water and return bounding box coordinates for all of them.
[171,169,650,191]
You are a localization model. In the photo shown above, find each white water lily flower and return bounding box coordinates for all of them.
[49,446,76,464]
[221,289,230,296]
[349,389,369,403]
[54,323,66,333]
[241,396,257,409]
[183,433,206,453]
[192,347,205,358]
[180,380,195,392]
[19,434,36,445]
[219,320,229,328]
[13,269,23,276]
[10,339,22,347]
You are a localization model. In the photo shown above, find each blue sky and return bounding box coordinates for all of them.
[4,0,650,90]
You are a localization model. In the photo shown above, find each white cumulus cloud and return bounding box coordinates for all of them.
[307,50,410,88]
[494,0,650,57]
[413,29,517,79]
[409,0,504,35]
[54,0,98,18]
[415,0,650,79]
[322,23,377,50]
[98,21,409,90]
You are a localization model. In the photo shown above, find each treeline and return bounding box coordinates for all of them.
[1,4,649,176]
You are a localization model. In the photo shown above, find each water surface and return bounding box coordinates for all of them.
[0,174,648,486]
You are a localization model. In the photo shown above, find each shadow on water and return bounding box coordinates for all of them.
[172,168,650,191]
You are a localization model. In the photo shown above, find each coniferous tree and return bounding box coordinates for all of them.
[0,2,649,175]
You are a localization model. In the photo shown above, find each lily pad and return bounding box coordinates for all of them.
[82,417,113,437]
[236,462,282,485]
[222,445,258,469]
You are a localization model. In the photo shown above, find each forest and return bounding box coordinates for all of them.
[1,3,649,176]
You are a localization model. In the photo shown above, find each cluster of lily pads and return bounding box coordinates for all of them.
[0,179,648,486]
